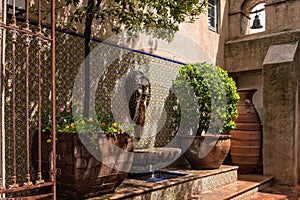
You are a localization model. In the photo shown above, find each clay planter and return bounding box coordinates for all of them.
[230,88,262,174]
[181,134,231,169]
[37,132,133,199]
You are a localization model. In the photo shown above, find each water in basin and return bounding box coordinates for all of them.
[127,171,188,183]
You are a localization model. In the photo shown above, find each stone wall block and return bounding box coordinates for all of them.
[266,0,300,33]
[263,42,299,185]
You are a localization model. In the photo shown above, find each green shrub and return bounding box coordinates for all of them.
[174,62,239,134]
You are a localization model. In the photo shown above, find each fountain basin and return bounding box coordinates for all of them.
[131,147,181,172]
[127,171,188,183]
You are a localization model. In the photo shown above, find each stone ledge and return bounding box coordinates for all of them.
[190,174,273,200]
[224,29,300,73]
[87,165,238,200]
[263,43,298,65]
[225,29,300,44]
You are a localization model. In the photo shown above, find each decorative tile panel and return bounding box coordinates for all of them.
[3,21,185,190]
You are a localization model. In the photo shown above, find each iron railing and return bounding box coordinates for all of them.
[0,0,56,199]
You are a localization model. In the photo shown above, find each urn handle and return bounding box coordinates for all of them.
[245,99,251,113]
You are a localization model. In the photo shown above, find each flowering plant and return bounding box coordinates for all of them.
[42,104,126,143]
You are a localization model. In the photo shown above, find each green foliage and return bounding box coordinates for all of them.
[174,63,239,134]
[65,0,208,41]
[42,103,128,144]
[95,103,123,134]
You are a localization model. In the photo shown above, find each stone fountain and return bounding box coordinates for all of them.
[123,70,181,173]
[132,146,181,173]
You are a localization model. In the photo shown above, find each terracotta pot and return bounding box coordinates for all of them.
[35,132,133,199]
[230,88,262,174]
[181,134,231,169]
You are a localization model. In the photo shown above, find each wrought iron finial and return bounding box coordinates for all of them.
[23,174,33,186]
[35,172,45,185]
[9,176,19,189]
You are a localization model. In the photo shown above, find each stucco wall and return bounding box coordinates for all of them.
[231,71,263,123]
[228,0,300,40]
[226,0,300,185]
[226,30,300,124]
[226,0,300,118]
[178,0,229,66]
[128,0,229,66]
[225,30,300,73]
[41,0,229,67]
[265,0,300,33]
[262,43,300,185]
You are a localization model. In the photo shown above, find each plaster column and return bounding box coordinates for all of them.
[263,42,300,185]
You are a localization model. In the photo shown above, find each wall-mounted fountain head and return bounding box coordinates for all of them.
[125,70,151,141]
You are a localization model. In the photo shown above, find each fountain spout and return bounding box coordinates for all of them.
[125,70,151,141]
[149,165,155,179]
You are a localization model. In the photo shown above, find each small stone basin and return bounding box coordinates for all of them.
[131,147,181,173]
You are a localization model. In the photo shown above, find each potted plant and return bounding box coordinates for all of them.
[37,103,134,199]
[173,62,239,169]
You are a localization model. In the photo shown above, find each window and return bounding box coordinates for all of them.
[208,0,218,32]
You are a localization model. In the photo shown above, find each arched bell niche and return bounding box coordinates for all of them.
[241,0,265,35]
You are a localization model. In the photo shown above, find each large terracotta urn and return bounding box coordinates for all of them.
[181,134,231,169]
[230,88,262,174]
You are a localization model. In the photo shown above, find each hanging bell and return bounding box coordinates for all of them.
[251,14,263,29]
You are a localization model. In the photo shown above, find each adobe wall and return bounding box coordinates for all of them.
[228,0,265,40]
[226,0,300,124]
[131,0,229,67]
[225,30,300,73]
[265,0,300,33]
[39,0,230,67]
[228,0,300,40]
[226,0,300,185]
[225,30,300,123]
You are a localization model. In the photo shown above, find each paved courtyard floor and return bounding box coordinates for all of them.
[260,184,300,199]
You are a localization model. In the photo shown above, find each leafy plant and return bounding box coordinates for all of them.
[42,103,128,144]
[65,0,208,41]
[174,63,239,135]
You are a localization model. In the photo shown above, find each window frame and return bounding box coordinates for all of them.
[208,0,218,32]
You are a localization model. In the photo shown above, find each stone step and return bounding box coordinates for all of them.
[189,174,274,200]
[8,193,54,200]
[87,165,239,199]
[247,192,288,200]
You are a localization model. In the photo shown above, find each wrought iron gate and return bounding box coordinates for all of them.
[0,0,56,199]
